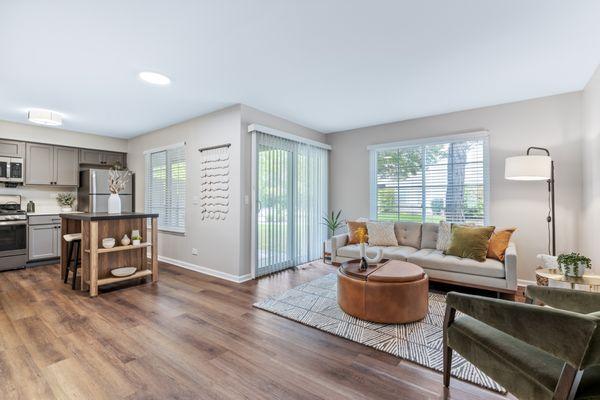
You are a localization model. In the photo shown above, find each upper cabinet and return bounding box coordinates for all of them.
[25,144,79,186]
[79,149,102,165]
[0,140,25,158]
[25,143,54,185]
[79,149,125,167]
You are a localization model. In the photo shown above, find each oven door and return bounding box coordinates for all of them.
[0,157,9,181]
[0,221,27,256]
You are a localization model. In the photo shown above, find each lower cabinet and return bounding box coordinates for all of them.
[28,216,61,260]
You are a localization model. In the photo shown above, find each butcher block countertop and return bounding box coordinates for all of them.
[60,212,158,221]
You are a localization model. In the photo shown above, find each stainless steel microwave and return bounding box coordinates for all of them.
[0,157,24,183]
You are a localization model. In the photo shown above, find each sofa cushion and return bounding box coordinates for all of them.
[382,246,419,261]
[407,248,505,278]
[487,228,516,261]
[436,221,452,251]
[394,222,422,248]
[420,223,439,249]
[337,245,417,261]
[367,221,398,246]
[347,220,367,245]
[337,244,384,259]
[446,225,495,262]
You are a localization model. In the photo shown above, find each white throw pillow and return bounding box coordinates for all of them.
[436,221,452,251]
[366,221,398,246]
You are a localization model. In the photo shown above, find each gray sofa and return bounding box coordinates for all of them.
[331,221,517,295]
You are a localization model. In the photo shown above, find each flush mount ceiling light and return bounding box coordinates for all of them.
[138,71,171,85]
[27,109,63,126]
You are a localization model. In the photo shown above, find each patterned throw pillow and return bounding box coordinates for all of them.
[366,221,398,246]
[347,221,368,244]
[436,221,452,251]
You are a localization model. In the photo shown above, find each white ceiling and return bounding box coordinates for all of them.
[1,0,599,138]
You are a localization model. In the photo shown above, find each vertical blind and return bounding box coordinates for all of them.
[371,134,489,225]
[144,144,186,232]
[255,132,328,277]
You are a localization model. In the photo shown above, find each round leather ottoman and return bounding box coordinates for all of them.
[337,260,429,323]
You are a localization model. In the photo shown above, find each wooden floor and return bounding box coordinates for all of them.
[0,261,516,400]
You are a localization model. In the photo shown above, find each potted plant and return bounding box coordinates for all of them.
[132,235,142,246]
[321,210,344,238]
[56,192,76,212]
[557,252,591,277]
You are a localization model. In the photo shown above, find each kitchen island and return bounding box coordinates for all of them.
[60,212,158,297]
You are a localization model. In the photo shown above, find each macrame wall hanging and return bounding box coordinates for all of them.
[199,143,231,221]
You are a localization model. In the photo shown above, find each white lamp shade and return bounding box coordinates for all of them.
[505,155,551,181]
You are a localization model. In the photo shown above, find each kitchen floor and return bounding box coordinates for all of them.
[0,262,515,400]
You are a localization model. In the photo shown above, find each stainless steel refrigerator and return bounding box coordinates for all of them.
[78,169,135,213]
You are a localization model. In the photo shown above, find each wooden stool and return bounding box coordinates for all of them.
[63,233,82,290]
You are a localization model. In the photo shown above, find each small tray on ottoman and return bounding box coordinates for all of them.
[340,259,390,280]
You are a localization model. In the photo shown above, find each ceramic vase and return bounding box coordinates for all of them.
[108,193,121,214]
[121,234,131,246]
[359,242,384,264]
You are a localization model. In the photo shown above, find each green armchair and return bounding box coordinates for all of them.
[443,286,600,400]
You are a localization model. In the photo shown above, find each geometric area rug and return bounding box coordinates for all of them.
[253,273,506,394]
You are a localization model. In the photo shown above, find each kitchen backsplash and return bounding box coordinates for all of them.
[0,185,77,214]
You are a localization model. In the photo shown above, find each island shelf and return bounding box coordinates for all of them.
[60,212,159,297]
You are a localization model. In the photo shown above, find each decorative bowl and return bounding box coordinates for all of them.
[110,267,137,277]
[102,238,116,248]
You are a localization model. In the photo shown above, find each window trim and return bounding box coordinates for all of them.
[144,142,186,234]
[368,131,490,224]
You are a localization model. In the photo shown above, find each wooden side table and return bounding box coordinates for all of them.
[535,268,600,292]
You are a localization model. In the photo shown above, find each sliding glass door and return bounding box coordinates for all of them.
[252,131,328,278]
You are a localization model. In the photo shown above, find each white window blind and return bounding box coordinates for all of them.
[144,144,186,233]
[370,133,489,225]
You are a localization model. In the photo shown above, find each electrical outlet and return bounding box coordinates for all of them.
[192,248,198,256]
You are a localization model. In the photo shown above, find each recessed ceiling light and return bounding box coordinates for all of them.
[139,71,171,85]
[28,109,63,126]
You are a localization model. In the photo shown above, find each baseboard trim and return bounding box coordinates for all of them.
[518,279,536,287]
[158,256,253,284]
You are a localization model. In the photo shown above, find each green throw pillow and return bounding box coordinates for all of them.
[445,225,495,262]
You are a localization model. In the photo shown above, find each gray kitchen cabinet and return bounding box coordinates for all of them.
[79,149,125,167]
[0,139,25,158]
[54,146,79,185]
[28,223,61,260]
[25,143,54,185]
[102,152,125,167]
[79,149,103,165]
[25,143,79,186]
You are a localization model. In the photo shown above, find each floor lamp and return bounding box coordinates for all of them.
[505,147,555,255]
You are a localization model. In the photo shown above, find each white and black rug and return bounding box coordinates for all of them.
[253,273,505,394]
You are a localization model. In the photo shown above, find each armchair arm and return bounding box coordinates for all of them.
[503,242,517,291]
[526,285,600,314]
[446,292,599,368]
[330,234,348,262]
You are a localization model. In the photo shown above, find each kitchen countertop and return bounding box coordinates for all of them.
[28,211,83,216]
[60,212,158,221]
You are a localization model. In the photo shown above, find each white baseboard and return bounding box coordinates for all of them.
[518,279,536,287]
[158,256,253,284]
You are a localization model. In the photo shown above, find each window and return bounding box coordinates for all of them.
[369,132,489,225]
[144,143,186,232]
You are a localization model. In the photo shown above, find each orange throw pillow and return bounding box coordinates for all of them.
[487,228,516,261]
[347,221,367,244]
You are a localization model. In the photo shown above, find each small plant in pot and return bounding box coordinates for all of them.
[132,235,142,246]
[557,252,591,277]
[56,192,76,212]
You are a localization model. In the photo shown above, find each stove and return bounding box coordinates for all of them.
[0,195,27,271]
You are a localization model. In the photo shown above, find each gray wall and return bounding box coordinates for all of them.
[327,92,582,281]
[581,66,600,273]
[127,105,244,278]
